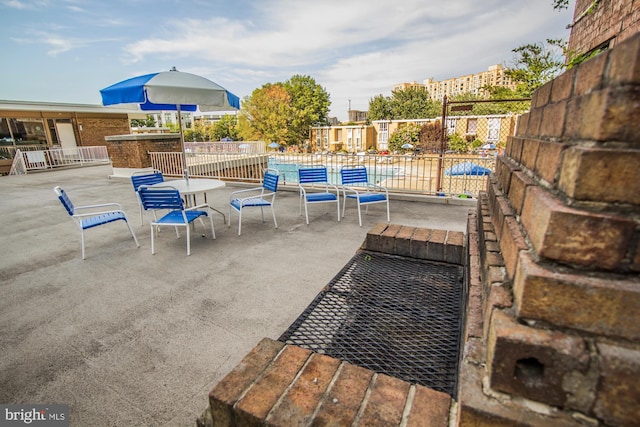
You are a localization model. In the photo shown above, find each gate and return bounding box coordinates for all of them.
[435,95,531,191]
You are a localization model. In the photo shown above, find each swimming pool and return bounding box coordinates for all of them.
[267,160,400,185]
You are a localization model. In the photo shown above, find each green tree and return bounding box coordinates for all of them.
[391,87,440,119]
[368,94,393,120]
[212,114,240,141]
[368,87,440,120]
[241,75,330,147]
[388,123,422,152]
[505,39,565,97]
[282,74,331,143]
[241,84,292,145]
[130,115,156,128]
[447,133,468,153]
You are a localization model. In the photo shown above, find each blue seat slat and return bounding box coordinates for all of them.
[131,172,164,191]
[231,197,270,209]
[341,167,368,185]
[81,211,128,229]
[299,168,329,184]
[155,210,207,224]
[263,173,279,192]
[348,193,386,203]
[306,193,337,202]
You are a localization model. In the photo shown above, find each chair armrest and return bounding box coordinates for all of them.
[72,209,126,218]
[229,187,262,199]
[74,202,124,211]
[186,204,210,211]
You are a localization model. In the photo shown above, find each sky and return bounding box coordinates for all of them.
[0,0,574,121]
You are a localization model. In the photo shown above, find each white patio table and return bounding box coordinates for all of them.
[149,178,226,220]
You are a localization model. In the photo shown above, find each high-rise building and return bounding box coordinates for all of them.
[394,64,517,101]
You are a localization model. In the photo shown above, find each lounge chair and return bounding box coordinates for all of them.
[340,166,390,227]
[298,166,340,224]
[137,185,215,255]
[53,186,139,259]
[131,169,165,225]
[228,169,279,235]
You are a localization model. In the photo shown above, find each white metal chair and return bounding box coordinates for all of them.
[131,169,165,225]
[53,186,140,260]
[298,166,340,224]
[340,166,390,227]
[228,169,279,235]
[137,185,215,255]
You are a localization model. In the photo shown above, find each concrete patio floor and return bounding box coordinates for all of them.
[0,165,474,426]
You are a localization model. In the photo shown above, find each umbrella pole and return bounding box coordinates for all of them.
[176,104,189,183]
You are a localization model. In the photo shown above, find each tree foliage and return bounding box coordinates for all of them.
[418,121,444,153]
[368,87,440,120]
[242,84,292,145]
[240,75,330,147]
[368,94,393,120]
[183,114,241,142]
[388,123,422,152]
[130,115,156,128]
[212,115,240,141]
[505,39,565,97]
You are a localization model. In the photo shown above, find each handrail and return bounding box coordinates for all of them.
[150,151,496,198]
[10,146,111,175]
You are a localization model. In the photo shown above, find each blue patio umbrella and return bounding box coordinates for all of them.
[100,67,240,180]
[445,161,492,176]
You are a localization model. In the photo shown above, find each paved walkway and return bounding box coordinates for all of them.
[0,165,473,426]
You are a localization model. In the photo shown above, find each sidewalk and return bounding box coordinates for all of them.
[0,165,473,426]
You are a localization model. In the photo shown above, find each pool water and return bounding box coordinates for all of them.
[267,160,399,185]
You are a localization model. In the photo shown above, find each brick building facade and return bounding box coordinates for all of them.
[567,0,640,58]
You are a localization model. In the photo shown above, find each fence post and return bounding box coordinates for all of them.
[436,95,448,192]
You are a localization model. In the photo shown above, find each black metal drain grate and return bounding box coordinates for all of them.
[279,251,464,396]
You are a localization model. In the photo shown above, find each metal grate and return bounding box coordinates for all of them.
[279,251,464,396]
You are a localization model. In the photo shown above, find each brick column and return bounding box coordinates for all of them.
[459,32,640,426]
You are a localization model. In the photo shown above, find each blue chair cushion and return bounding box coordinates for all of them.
[306,193,337,202]
[347,193,387,203]
[155,210,207,225]
[81,211,128,230]
[231,198,270,210]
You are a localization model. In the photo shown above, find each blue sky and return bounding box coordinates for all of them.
[0,0,573,121]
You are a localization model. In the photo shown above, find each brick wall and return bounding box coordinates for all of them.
[567,0,640,57]
[458,32,640,426]
[76,116,130,147]
[105,135,181,169]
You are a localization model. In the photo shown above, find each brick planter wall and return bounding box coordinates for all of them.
[458,32,640,427]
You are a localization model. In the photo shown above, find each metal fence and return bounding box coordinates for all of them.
[9,146,111,174]
[150,151,495,198]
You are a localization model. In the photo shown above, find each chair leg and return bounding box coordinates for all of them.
[336,198,341,222]
[238,208,242,235]
[386,199,391,223]
[208,215,215,239]
[186,224,191,255]
[356,199,363,227]
[125,221,140,248]
[150,224,156,255]
[271,205,278,229]
[80,228,86,260]
[304,199,309,225]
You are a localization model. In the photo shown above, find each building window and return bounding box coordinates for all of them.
[466,118,478,135]
[355,128,362,151]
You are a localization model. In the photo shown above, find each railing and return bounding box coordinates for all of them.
[150,151,495,198]
[10,146,111,174]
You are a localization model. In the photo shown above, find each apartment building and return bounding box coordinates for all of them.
[394,64,517,101]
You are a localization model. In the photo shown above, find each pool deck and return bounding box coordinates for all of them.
[0,165,473,426]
